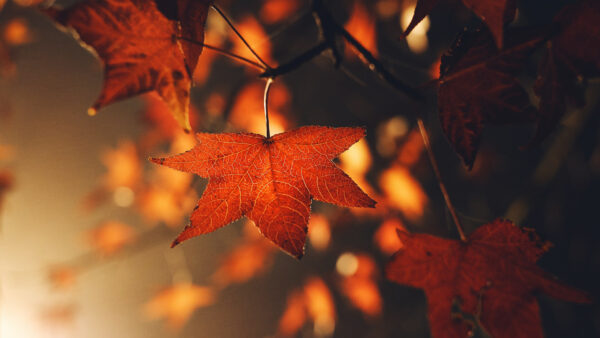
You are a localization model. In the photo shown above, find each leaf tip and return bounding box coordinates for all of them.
[149,157,164,165]
[170,239,180,248]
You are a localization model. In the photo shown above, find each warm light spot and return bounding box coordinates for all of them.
[304,278,336,337]
[205,92,226,117]
[144,283,216,330]
[397,128,424,167]
[314,316,336,337]
[212,239,274,287]
[47,266,77,290]
[379,165,427,220]
[341,277,382,317]
[278,291,307,336]
[0,144,15,161]
[308,214,331,250]
[260,0,301,24]
[113,186,134,207]
[87,107,97,116]
[339,138,372,178]
[377,116,409,157]
[374,218,405,255]
[375,0,400,19]
[3,18,31,46]
[101,140,141,190]
[400,4,430,53]
[344,1,378,58]
[230,17,273,66]
[86,221,136,256]
[336,252,359,276]
[137,187,197,227]
[229,82,292,135]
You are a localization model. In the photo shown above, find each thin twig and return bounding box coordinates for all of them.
[263,78,274,138]
[338,26,424,102]
[211,4,272,70]
[417,119,467,242]
[177,37,267,71]
[261,41,329,78]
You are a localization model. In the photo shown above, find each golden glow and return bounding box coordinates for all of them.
[308,214,331,250]
[400,4,430,53]
[336,252,359,277]
[379,165,427,220]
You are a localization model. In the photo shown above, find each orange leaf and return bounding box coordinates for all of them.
[386,219,590,338]
[151,126,376,258]
[45,0,206,131]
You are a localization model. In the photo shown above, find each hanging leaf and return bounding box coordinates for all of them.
[44,0,197,131]
[151,126,376,258]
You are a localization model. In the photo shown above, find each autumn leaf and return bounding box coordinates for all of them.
[438,26,543,168]
[386,219,590,338]
[45,0,194,131]
[531,0,600,144]
[153,0,212,73]
[401,0,516,48]
[151,126,376,258]
[144,283,216,330]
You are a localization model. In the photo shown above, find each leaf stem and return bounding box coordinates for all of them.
[417,119,467,242]
[177,37,267,71]
[211,4,272,70]
[263,78,274,139]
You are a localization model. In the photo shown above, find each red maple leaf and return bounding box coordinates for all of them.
[44,0,209,131]
[386,219,590,338]
[531,0,600,144]
[438,26,544,168]
[402,0,516,48]
[151,126,376,258]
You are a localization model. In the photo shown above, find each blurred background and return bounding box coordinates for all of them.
[0,0,598,337]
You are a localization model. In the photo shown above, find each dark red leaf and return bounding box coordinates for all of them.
[438,26,543,168]
[386,219,590,338]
